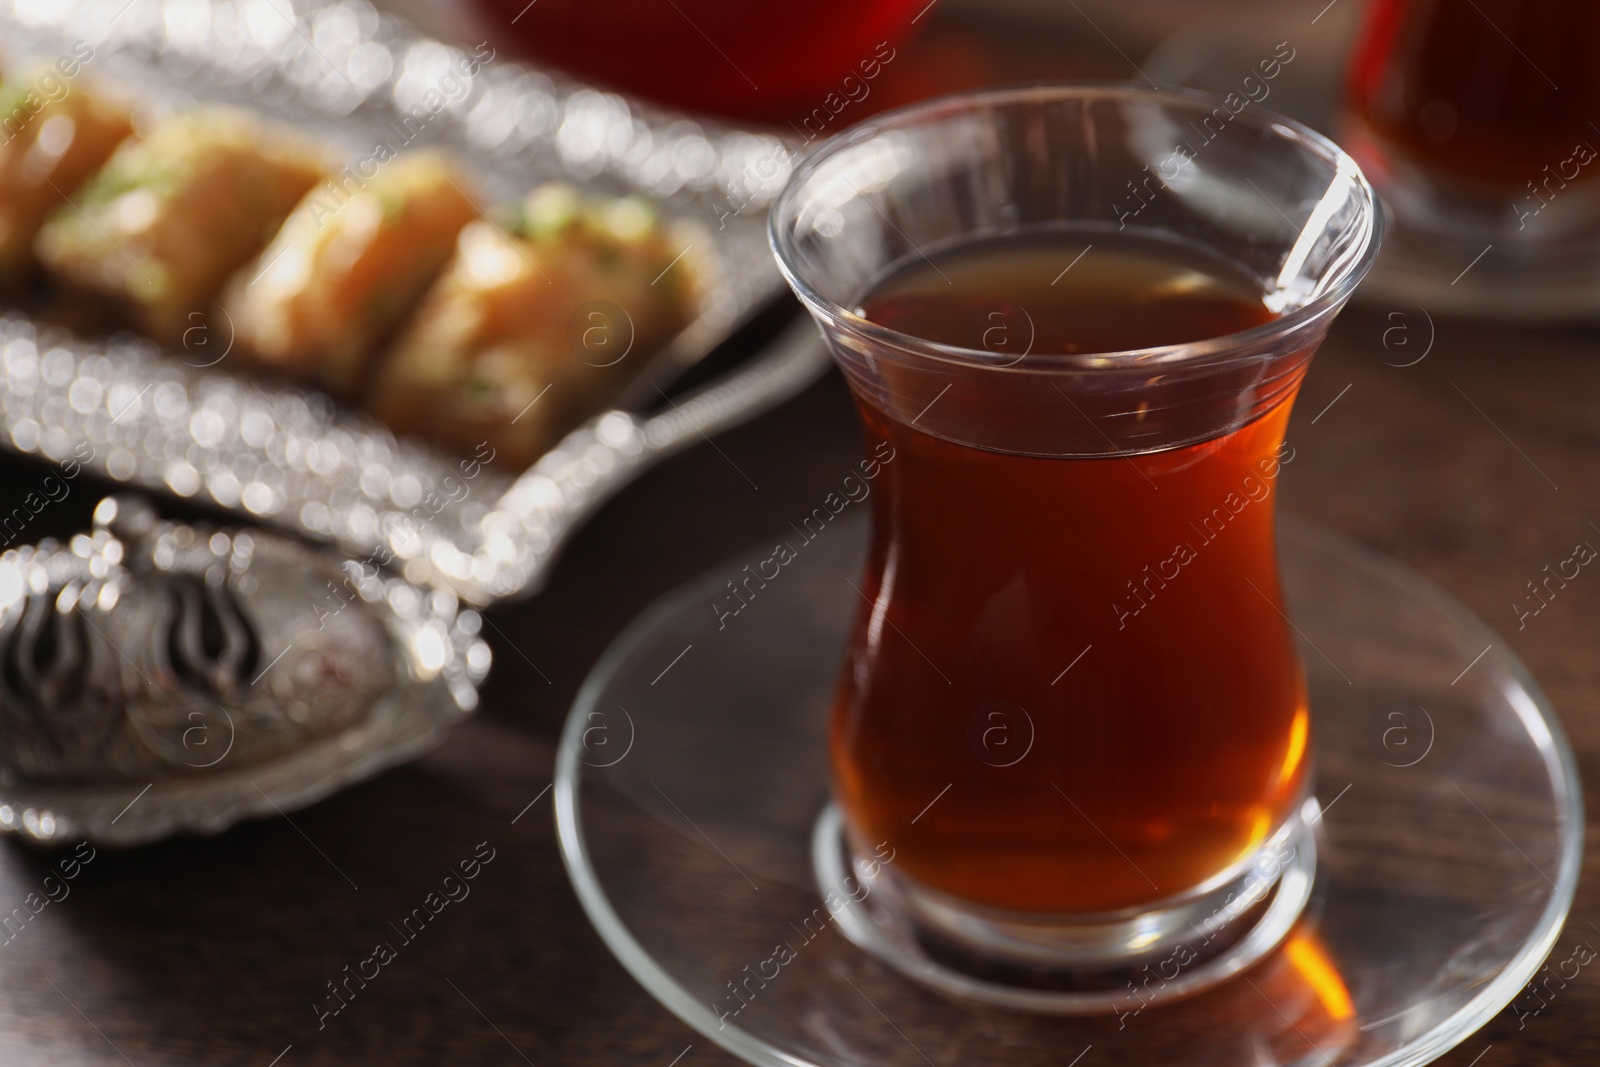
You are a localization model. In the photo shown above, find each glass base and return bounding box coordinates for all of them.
[555,516,1582,1067]
[814,799,1318,1013]
[1342,121,1600,321]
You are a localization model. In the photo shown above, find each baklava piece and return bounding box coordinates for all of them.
[0,76,134,286]
[367,184,703,468]
[36,109,324,343]
[221,151,480,396]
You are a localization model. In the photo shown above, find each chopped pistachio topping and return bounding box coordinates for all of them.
[0,83,32,134]
[79,151,189,207]
[516,183,582,239]
[599,196,655,242]
[462,372,500,400]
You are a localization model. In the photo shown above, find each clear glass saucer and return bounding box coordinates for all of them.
[554,516,1582,1067]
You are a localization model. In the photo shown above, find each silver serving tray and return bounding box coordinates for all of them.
[0,0,827,606]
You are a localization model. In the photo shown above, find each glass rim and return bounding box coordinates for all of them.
[768,82,1384,372]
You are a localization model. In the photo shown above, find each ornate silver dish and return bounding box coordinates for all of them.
[0,0,826,606]
[0,495,490,846]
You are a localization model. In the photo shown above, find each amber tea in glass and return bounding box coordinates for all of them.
[839,231,1307,917]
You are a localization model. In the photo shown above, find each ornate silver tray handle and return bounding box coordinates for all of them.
[0,496,489,846]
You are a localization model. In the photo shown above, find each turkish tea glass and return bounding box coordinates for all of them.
[1345,0,1600,248]
[769,85,1380,990]
[1342,0,1600,316]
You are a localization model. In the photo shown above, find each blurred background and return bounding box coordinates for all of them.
[394,0,1358,130]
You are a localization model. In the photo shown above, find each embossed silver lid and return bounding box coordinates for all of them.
[0,496,489,846]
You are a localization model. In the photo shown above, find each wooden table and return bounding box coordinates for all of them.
[0,6,1594,1067]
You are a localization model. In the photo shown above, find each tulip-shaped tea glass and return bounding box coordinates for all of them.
[1341,0,1600,317]
[770,85,1381,1004]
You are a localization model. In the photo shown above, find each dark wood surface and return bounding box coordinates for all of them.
[0,6,1596,1067]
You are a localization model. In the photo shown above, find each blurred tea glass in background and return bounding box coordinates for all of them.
[466,0,927,120]
[1341,0,1600,314]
